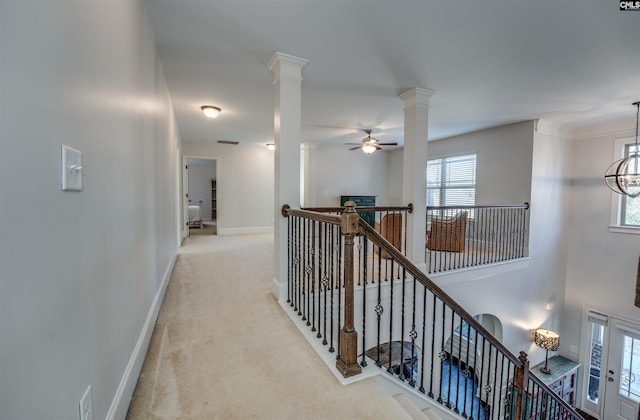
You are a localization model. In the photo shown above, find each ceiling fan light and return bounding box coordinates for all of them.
[362,141,377,155]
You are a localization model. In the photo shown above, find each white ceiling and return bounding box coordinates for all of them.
[145,0,640,148]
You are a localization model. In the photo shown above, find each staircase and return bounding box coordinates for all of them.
[281,202,583,420]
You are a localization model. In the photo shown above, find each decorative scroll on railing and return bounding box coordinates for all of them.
[426,204,530,274]
[281,202,581,420]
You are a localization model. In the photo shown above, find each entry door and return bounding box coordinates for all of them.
[603,319,640,420]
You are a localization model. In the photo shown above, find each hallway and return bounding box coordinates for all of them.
[126,233,411,419]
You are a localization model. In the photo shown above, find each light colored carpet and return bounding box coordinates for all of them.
[126,233,411,419]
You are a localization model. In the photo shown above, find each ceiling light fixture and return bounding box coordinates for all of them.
[201,105,221,119]
[266,143,275,151]
[604,101,640,197]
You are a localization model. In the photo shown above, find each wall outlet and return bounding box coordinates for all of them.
[569,344,579,354]
[79,385,93,420]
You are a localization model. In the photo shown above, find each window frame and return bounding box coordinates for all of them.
[609,137,640,234]
[426,152,477,211]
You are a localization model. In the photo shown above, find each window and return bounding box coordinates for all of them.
[610,139,640,231]
[427,153,477,209]
[622,144,640,226]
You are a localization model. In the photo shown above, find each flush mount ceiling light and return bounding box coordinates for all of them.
[604,101,640,197]
[201,105,221,119]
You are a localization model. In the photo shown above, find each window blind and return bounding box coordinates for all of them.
[427,153,477,207]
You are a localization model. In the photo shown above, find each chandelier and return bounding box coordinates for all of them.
[604,102,640,198]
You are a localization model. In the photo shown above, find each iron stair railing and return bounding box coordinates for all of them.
[281,201,582,420]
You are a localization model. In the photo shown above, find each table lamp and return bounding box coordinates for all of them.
[534,328,559,374]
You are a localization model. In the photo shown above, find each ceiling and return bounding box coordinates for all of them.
[145,0,640,149]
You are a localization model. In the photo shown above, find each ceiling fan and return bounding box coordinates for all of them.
[345,129,398,155]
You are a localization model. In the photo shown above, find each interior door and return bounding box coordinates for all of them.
[603,319,640,420]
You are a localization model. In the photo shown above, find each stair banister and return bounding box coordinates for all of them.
[335,201,362,377]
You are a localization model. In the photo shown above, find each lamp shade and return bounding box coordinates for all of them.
[534,328,559,351]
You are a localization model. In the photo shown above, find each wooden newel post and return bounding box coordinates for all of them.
[514,351,529,419]
[336,201,363,378]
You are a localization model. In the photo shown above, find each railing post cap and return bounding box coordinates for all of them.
[343,201,356,212]
[341,201,359,233]
[281,204,291,217]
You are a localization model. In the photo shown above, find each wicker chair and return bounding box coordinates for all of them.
[426,211,467,252]
[375,213,402,258]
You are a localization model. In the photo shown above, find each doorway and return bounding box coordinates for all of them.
[583,309,640,419]
[184,157,218,237]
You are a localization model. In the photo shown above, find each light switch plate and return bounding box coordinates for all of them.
[61,145,82,191]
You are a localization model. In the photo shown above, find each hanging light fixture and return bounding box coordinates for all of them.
[604,102,640,197]
[201,105,221,119]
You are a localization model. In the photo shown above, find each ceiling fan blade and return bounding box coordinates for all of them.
[349,146,362,151]
[377,142,398,146]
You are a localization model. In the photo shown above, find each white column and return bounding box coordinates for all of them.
[399,88,434,271]
[268,52,308,300]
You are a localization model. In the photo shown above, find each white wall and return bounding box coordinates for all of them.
[310,144,391,207]
[0,1,178,419]
[563,119,640,356]
[187,159,216,220]
[424,121,572,367]
[426,121,534,205]
[182,142,274,234]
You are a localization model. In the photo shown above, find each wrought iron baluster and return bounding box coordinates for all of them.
[311,221,317,331]
[328,225,337,353]
[462,318,472,418]
[428,293,437,399]
[446,309,455,409]
[476,335,487,420]
[336,231,342,360]
[360,238,368,368]
[397,267,407,381]
[387,261,395,375]
[419,285,427,394]
[408,276,417,388]
[469,325,479,419]
[374,264,383,367]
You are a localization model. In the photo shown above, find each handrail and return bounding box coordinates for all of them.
[428,202,529,211]
[281,205,342,225]
[302,204,414,213]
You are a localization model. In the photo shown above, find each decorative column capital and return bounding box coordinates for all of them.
[268,52,309,84]
[398,87,435,108]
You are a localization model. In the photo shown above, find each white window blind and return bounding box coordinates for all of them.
[427,153,477,208]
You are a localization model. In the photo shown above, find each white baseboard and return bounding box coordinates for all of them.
[106,252,177,420]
